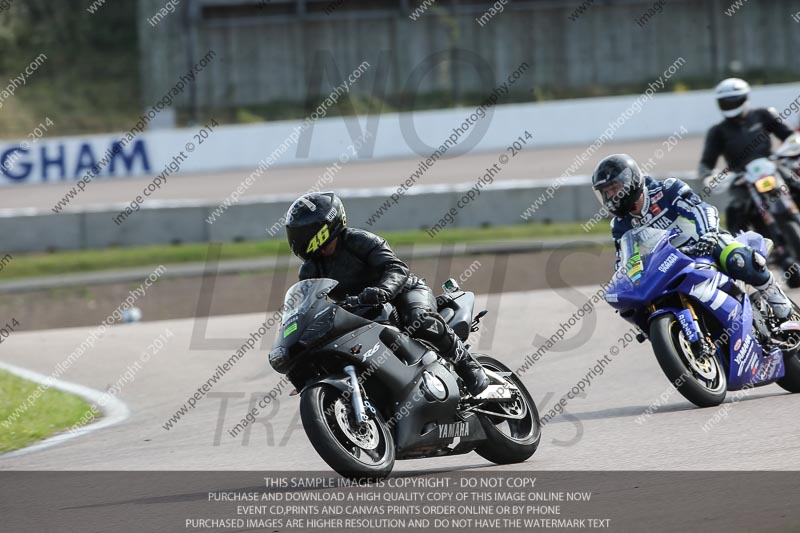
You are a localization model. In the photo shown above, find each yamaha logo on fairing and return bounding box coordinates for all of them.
[438,422,469,439]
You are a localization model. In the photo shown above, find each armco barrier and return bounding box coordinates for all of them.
[0,174,726,253]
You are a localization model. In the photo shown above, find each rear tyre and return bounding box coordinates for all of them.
[650,314,727,408]
[300,384,394,480]
[786,269,800,289]
[473,356,541,464]
[780,221,800,288]
[777,303,800,393]
[777,353,800,392]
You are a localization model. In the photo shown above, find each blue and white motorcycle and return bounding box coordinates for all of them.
[605,226,800,407]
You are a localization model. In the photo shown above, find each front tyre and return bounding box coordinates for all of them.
[300,384,394,480]
[650,314,727,408]
[473,356,541,464]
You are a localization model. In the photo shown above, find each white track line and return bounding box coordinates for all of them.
[0,361,130,458]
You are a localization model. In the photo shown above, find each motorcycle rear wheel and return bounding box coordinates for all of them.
[473,355,541,464]
[776,353,800,392]
[650,314,727,408]
[300,384,395,480]
[776,303,800,393]
[780,221,800,288]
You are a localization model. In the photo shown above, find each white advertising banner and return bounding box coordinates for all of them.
[1,82,798,187]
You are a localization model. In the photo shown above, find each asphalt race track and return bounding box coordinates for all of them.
[3,284,799,473]
[3,134,799,530]
[0,136,705,210]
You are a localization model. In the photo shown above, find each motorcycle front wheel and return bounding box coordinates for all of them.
[473,355,541,464]
[300,384,395,480]
[650,314,727,408]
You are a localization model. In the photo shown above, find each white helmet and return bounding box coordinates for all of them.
[714,78,750,118]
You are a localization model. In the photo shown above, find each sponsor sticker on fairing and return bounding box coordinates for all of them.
[676,309,698,342]
[658,253,678,273]
[734,335,755,375]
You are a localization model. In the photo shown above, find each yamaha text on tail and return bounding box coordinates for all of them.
[269,277,540,479]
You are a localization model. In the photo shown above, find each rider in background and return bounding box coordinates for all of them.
[698,78,796,234]
[593,154,793,321]
[284,192,489,395]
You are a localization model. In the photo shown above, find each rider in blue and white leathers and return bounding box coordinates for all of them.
[593,153,792,320]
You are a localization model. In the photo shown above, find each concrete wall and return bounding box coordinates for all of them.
[0,174,722,253]
[137,0,800,110]
[3,82,799,186]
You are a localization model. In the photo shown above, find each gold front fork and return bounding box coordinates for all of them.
[679,294,698,322]
[679,294,714,348]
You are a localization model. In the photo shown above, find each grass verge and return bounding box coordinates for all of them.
[1,223,609,281]
[0,369,95,454]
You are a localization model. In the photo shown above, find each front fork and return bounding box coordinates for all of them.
[343,365,375,424]
[677,294,714,358]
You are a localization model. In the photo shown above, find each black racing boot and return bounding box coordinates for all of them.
[446,337,489,396]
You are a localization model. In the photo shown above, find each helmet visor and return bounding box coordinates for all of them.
[286,223,327,260]
[593,164,640,214]
[717,95,747,112]
[594,182,628,212]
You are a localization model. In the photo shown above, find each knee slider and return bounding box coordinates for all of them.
[403,307,429,332]
[405,308,446,340]
[724,247,769,286]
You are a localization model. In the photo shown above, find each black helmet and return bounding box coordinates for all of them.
[285,192,347,260]
[591,154,644,218]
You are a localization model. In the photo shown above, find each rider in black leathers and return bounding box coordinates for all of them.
[284,192,489,396]
[698,78,796,235]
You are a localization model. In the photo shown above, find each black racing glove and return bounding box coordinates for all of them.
[358,287,390,305]
[683,232,718,257]
[341,295,361,309]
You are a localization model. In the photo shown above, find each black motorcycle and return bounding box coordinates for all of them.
[269,277,540,479]
[728,156,800,287]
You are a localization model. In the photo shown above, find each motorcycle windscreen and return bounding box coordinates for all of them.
[616,227,672,286]
[276,278,338,343]
[269,278,338,373]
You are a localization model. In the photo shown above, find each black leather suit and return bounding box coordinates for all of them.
[298,227,462,358]
[699,107,795,234]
